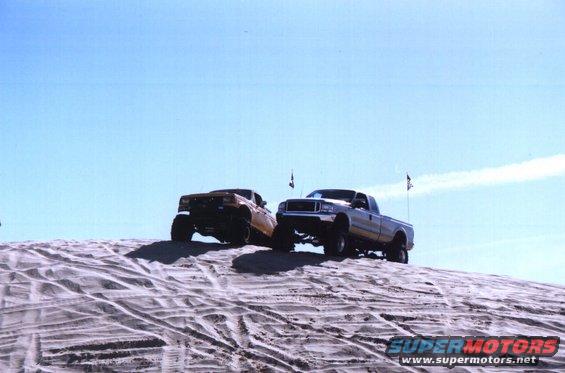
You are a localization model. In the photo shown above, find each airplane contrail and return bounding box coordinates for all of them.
[360,154,565,200]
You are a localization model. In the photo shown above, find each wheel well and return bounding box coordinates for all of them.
[393,230,407,245]
[238,206,252,221]
[333,213,350,231]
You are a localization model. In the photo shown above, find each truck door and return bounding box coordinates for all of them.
[368,196,382,241]
[378,216,396,243]
[349,193,373,239]
[258,197,276,235]
[253,192,272,235]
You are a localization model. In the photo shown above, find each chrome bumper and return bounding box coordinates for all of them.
[277,212,335,222]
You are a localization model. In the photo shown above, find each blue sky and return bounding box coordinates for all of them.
[1,1,564,284]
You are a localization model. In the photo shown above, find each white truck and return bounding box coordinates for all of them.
[272,189,414,263]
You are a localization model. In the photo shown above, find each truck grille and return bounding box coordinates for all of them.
[189,197,223,210]
[286,201,320,212]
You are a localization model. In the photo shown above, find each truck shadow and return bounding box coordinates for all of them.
[232,249,346,275]
[125,240,230,264]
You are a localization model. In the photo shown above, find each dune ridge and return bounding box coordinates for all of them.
[0,239,563,372]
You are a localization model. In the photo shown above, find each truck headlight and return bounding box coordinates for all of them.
[223,195,236,204]
[320,203,335,213]
[179,197,191,211]
[278,202,286,212]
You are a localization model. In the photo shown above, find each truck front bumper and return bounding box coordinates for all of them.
[180,207,239,236]
[276,212,335,235]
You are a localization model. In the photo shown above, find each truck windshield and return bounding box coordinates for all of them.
[211,189,253,200]
[306,189,356,202]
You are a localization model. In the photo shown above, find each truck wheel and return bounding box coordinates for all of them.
[229,218,251,246]
[324,228,351,257]
[171,215,194,242]
[271,224,295,252]
[387,238,408,264]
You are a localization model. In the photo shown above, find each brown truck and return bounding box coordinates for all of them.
[171,189,277,245]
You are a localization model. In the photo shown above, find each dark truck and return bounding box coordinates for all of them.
[272,189,414,263]
[171,189,276,245]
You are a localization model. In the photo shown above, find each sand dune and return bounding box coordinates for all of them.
[0,239,563,372]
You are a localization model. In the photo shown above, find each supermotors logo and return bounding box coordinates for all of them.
[386,336,560,368]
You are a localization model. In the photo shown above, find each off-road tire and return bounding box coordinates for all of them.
[171,215,194,242]
[324,227,351,257]
[271,224,295,252]
[229,218,251,246]
[386,237,408,264]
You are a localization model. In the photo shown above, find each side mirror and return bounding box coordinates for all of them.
[260,201,267,208]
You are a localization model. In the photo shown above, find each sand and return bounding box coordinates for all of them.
[0,239,563,372]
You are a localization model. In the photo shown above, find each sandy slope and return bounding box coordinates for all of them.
[0,240,563,372]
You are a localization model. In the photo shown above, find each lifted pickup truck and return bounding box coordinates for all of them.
[272,189,414,263]
[171,189,276,245]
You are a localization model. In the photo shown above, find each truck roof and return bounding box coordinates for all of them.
[210,189,253,200]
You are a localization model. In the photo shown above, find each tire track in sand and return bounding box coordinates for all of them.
[5,251,43,372]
